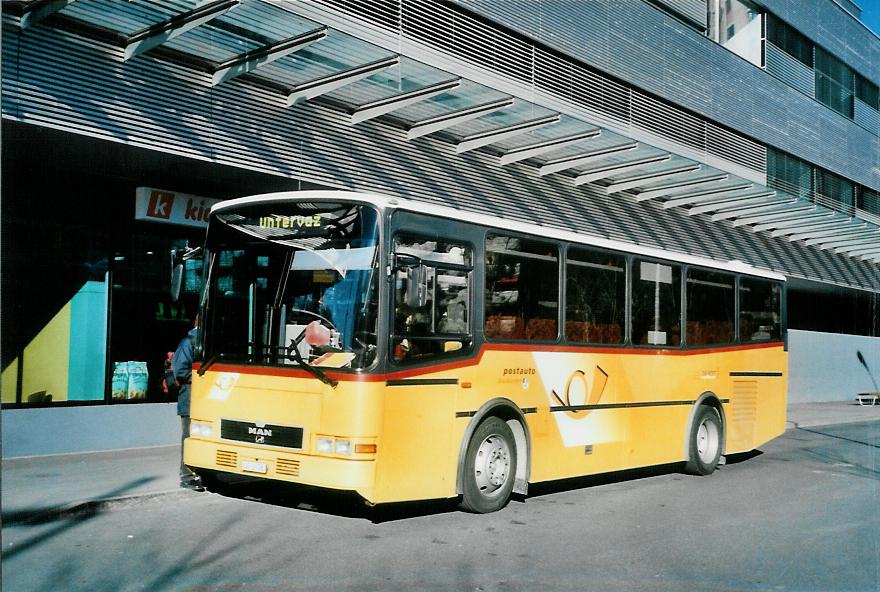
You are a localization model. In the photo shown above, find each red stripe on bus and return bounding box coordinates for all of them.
[192,341,784,383]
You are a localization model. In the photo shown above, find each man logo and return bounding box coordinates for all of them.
[146,191,174,219]
[255,435,265,444]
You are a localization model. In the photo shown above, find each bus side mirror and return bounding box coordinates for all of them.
[170,250,184,303]
[170,246,204,302]
[405,265,428,308]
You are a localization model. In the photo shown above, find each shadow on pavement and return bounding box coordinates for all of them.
[724,449,763,465]
[793,423,880,450]
[526,462,683,499]
[2,476,159,527]
[2,477,159,559]
[203,473,459,523]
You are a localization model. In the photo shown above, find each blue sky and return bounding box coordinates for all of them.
[860,0,880,36]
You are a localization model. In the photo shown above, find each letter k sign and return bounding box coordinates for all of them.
[147,191,175,219]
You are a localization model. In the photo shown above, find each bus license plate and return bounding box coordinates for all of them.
[241,460,268,474]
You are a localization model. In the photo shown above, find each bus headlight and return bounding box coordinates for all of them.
[335,440,352,455]
[190,420,213,438]
[316,437,334,453]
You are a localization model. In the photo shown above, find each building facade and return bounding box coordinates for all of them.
[2,0,878,456]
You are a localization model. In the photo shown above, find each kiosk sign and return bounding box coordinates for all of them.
[135,187,220,228]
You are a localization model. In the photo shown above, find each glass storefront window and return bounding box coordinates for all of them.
[2,195,110,406]
[110,230,203,403]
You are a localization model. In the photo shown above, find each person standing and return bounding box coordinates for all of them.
[174,317,204,491]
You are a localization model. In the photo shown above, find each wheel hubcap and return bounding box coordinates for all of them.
[696,418,720,464]
[474,434,511,497]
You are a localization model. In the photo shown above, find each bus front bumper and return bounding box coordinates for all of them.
[184,437,376,500]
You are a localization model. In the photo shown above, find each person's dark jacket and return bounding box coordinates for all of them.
[173,328,198,416]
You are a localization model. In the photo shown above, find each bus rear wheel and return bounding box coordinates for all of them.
[459,417,517,513]
[684,405,722,475]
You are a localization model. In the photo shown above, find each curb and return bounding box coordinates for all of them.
[787,416,880,430]
[2,488,200,527]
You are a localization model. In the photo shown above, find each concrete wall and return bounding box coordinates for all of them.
[788,330,880,403]
[1,403,179,458]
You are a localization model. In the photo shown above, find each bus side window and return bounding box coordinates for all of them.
[739,278,781,341]
[565,247,625,344]
[484,234,559,342]
[686,269,735,346]
[392,235,473,362]
[631,260,681,347]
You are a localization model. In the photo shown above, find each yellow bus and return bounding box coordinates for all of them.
[184,190,787,513]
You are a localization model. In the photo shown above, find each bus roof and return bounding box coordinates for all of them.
[211,190,786,281]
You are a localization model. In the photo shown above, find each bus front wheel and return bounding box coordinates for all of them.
[684,405,722,475]
[460,417,517,513]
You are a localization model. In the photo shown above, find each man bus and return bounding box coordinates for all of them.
[183,191,786,513]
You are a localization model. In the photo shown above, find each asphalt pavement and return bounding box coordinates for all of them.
[2,400,879,525]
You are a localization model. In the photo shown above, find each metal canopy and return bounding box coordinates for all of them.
[702,197,796,220]
[211,26,328,86]
[539,142,639,176]
[499,130,601,165]
[634,174,728,201]
[10,0,880,265]
[733,204,816,228]
[20,0,75,29]
[455,114,560,154]
[770,217,856,237]
[351,78,461,124]
[831,237,880,253]
[288,55,400,105]
[819,232,880,249]
[604,163,701,194]
[687,192,785,215]
[661,184,757,208]
[125,0,239,61]
[797,225,872,244]
[406,97,515,140]
[574,154,672,186]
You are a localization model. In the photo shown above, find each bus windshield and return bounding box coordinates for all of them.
[203,202,380,371]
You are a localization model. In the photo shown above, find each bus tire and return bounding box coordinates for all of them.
[684,405,723,475]
[459,417,517,513]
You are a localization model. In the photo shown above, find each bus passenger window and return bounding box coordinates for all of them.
[686,269,735,346]
[485,234,559,342]
[392,235,472,362]
[631,260,681,347]
[565,248,625,344]
[739,278,781,341]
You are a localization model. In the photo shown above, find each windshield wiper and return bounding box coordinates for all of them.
[287,343,338,388]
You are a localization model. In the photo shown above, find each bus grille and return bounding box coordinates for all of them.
[216,450,238,469]
[276,458,301,477]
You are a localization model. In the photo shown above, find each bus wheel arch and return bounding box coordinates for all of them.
[683,392,725,475]
[456,398,531,506]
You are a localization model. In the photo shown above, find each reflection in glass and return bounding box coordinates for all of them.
[565,248,625,344]
[686,269,734,346]
[485,234,559,342]
[204,203,380,370]
[392,235,472,363]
